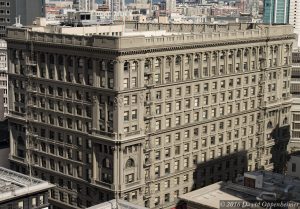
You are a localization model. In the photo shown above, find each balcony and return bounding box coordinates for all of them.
[93,130,116,139]
[94,179,115,190]
[144,159,152,167]
[125,130,141,137]
[144,101,153,106]
[26,60,37,66]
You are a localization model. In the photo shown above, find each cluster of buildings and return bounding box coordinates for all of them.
[4,15,296,209]
[0,0,300,209]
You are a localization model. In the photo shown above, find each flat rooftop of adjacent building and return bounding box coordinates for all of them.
[180,171,300,209]
[0,167,54,203]
[86,199,148,209]
[179,182,260,209]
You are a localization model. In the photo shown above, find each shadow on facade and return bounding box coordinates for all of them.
[0,118,9,148]
[175,150,249,209]
[270,124,290,174]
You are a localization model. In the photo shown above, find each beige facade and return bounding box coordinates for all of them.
[6,23,294,209]
[290,50,300,152]
[0,39,7,118]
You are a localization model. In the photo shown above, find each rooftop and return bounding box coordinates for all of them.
[0,167,55,203]
[180,171,300,209]
[6,23,295,51]
[179,182,260,209]
[86,199,149,209]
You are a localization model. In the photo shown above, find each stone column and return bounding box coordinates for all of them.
[199,53,203,78]
[224,50,229,74]
[180,55,184,80]
[72,56,77,83]
[62,55,67,82]
[208,52,212,77]
[92,95,99,131]
[45,53,49,79]
[113,146,119,186]
[233,49,237,73]
[151,58,155,84]
[171,55,176,82]
[114,60,123,91]
[161,56,166,84]
[240,48,244,72]
[139,59,145,87]
[92,144,97,181]
[139,144,143,180]
[266,46,270,68]
[104,61,108,88]
[82,58,87,85]
[53,54,58,80]
[190,53,195,79]
[92,59,98,87]
[36,51,40,77]
[119,147,124,186]
[255,47,259,70]
[216,51,220,76]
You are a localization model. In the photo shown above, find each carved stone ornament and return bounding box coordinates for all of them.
[114,96,123,108]
[139,93,144,104]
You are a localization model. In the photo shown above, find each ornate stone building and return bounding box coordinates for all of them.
[6,23,295,209]
[0,39,7,119]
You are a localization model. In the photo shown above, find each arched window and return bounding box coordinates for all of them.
[212,52,217,61]
[267,121,273,129]
[283,117,288,125]
[87,59,93,69]
[40,53,45,63]
[126,158,135,168]
[237,50,241,58]
[252,48,256,56]
[107,61,114,72]
[17,136,24,145]
[124,62,130,71]
[166,57,172,67]
[58,55,63,65]
[144,59,151,70]
[67,57,73,67]
[175,56,181,65]
[154,58,161,68]
[259,47,264,56]
[49,54,55,64]
[102,158,111,168]
[132,61,138,71]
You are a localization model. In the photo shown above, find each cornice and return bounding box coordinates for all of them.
[6,34,295,58]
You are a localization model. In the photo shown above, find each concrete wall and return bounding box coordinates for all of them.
[287,155,300,178]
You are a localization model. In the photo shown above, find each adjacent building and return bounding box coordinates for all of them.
[287,151,300,177]
[0,166,55,209]
[0,40,7,118]
[6,22,295,209]
[263,0,290,24]
[73,0,96,11]
[86,199,149,209]
[179,170,300,209]
[0,0,45,37]
[290,50,300,152]
[289,0,300,47]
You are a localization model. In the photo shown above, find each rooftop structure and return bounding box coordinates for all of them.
[180,170,300,209]
[86,199,149,209]
[0,167,54,209]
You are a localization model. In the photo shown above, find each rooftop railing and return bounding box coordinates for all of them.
[6,24,295,50]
